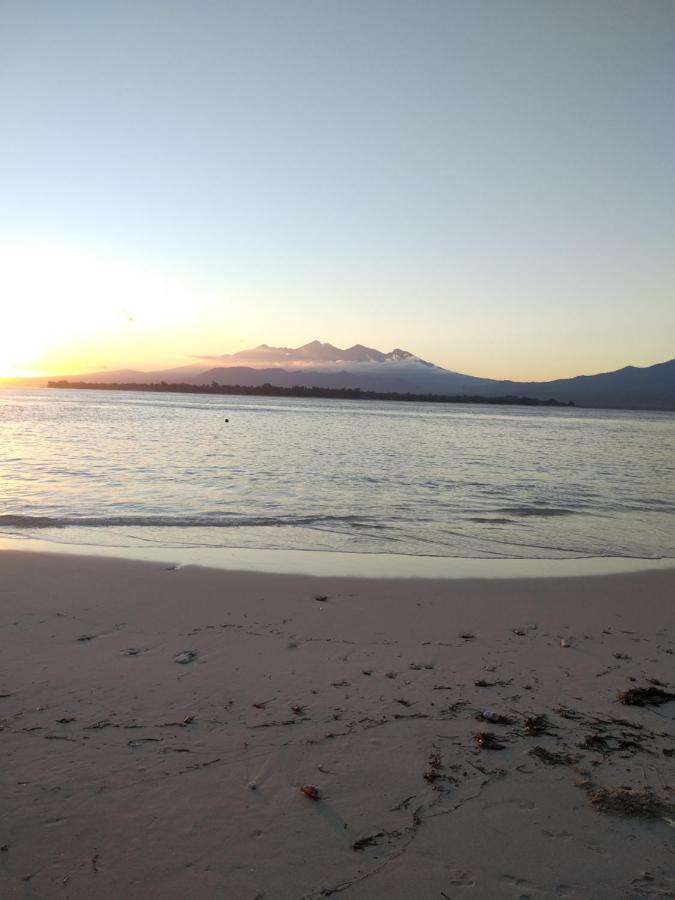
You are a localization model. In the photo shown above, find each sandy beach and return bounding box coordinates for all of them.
[1,551,673,899]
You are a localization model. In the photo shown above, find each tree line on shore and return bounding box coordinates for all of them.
[48,380,575,407]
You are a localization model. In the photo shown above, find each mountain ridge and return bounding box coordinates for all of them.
[197,340,436,367]
[2,341,674,409]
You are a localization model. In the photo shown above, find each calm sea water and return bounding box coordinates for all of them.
[0,388,673,561]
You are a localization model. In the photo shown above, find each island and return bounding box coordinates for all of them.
[47,380,575,407]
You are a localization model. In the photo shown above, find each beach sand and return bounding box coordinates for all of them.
[1,551,673,899]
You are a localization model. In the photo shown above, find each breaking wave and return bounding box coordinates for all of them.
[0,513,374,530]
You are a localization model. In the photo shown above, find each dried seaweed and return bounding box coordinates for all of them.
[477,709,512,725]
[523,714,552,736]
[352,832,385,851]
[583,784,673,819]
[529,745,577,766]
[473,731,505,750]
[423,750,444,782]
[474,678,512,688]
[618,686,674,707]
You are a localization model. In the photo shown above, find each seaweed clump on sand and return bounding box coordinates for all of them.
[529,745,577,767]
[582,783,673,819]
[618,685,674,707]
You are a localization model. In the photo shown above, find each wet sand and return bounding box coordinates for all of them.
[1,551,673,899]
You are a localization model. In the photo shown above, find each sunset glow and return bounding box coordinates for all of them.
[1,3,673,382]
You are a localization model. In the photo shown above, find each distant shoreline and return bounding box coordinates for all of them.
[47,380,575,407]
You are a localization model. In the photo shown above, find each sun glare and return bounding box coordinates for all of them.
[0,239,193,377]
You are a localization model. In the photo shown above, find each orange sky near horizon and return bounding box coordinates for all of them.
[0,239,672,383]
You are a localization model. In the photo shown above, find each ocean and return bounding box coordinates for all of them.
[1,387,673,565]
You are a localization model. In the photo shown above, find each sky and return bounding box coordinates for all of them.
[1,0,674,380]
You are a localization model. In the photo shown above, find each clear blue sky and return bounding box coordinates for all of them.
[1,0,673,378]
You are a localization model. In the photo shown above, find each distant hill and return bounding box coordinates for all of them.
[3,341,674,409]
[194,340,437,368]
[183,344,675,409]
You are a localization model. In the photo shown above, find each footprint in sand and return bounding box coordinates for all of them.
[631,869,675,897]
[541,828,574,841]
[499,873,547,898]
[446,869,476,887]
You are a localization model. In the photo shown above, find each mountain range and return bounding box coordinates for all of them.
[7,341,675,409]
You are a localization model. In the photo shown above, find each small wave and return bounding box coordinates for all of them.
[0,513,376,530]
[466,517,514,524]
[496,506,577,518]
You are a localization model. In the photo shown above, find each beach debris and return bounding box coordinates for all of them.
[161,715,195,727]
[174,650,197,665]
[301,784,320,800]
[76,634,97,642]
[581,730,645,755]
[523,714,552,736]
[352,832,385,851]
[247,781,257,790]
[313,594,328,602]
[423,751,444,783]
[291,704,307,715]
[613,652,631,660]
[389,794,416,811]
[393,711,429,720]
[460,632,476,640]
[394,698,414,707]
[250,717,308,728]
[185,757,222,771]
[473,731,505,750]
[385,671,397,679]
[474,677,513,688]
[440,700,470,717]
[478,708,512,725]
[512,628,527,636]
[87,719,116,730]
[56,717,76,724]
[361,669,373,676]
[0,845,8,852]
[581,783,673,819]
[555,705,582,720]
[410,662,434,670]
[529,746,577,766]
[252,699,273,709]
[618,686,675,707]
[121,647,142,656]
[560,639,571,648]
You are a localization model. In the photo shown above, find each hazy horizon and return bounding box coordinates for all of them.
[2,1,674,380]
[3,337,673,385]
